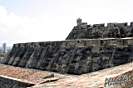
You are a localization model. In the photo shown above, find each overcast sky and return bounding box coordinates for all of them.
[0,0,133,46]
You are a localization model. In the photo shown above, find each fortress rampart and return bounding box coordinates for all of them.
[2,19,133,74]
[2,38,133,74]
[66,21,133,39]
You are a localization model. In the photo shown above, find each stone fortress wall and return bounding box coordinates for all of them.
[66,18,133,39]
[2,19,133,75]
[2,38,133,75]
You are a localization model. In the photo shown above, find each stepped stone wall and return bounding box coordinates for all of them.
[2,38,133,74]
[2,19,133,74]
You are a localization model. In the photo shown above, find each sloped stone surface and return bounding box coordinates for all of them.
[2,38,133,75]
[31,62,133,88]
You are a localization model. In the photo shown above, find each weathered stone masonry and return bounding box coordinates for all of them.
[2,19,133,75]
[66,21,133,39]
[2,38,133,75]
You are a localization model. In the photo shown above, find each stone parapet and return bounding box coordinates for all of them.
[66,22,133,39]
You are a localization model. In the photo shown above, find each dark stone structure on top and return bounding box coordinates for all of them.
[66,18,133,39]
[2,18,133,75]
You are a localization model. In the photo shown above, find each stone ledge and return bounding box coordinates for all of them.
[0,75,34,88]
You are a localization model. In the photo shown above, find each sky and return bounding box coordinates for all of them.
[0,0,133,47]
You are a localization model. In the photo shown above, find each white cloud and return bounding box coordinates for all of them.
[0,6,72,46]
[0,0,133,47]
